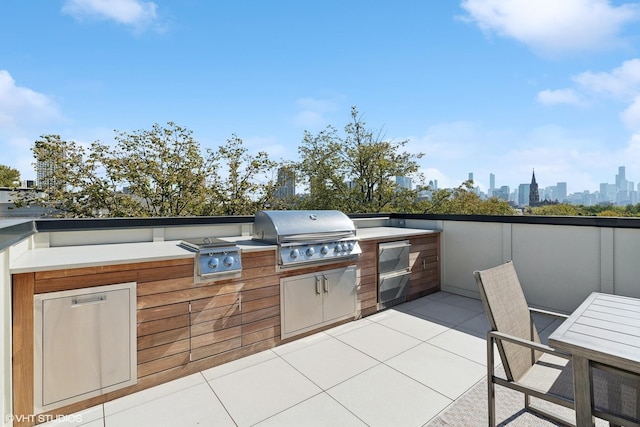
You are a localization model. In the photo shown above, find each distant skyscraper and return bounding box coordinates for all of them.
[36,147,65,191]
[518,183,530,206]
[529,170,539,206]
[489,173,495,190]
[275,167,295,198]
[468,172,474,182]
[556,182,567,201]
[396,176,412,190]
[616,166,626,190]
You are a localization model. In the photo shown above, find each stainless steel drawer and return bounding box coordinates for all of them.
[379,271,410,303]
[34,282,137,412]
[378,240,410,275]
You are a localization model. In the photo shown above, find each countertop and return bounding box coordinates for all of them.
[10,241,194,274]
[10,227,438,274]
[356,226,439,241]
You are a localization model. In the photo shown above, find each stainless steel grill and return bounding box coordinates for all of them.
[252,210,361,269]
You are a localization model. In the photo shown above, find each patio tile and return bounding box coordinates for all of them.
[455,312,491,338]
[324,317,374,337]
[408,300,480,327]
[438,293,485,312]
[201,348,279,380]
[386,342,486,400]
[208,356,322,426]
[254,392,367,427]
[333,321,422,361]
[372,310,451,341]
[272,331,333,356]
[422,291,450,301]
[104,372,205,416]
[281,336,379,389]
[327,364,451,427]
[104,382,233,427]
[427,327,499,367]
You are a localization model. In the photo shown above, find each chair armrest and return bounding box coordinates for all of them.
[487,330,571,360]
[529,307,569,320]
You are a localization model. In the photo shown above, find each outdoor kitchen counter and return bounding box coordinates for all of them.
[9,240,195,274]
[356,226,440,241]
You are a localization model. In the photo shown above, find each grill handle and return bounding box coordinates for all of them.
[281,232,355,243]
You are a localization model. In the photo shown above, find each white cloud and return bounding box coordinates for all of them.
[0,70,60,128]
[620,95,640,131]
[540,59,640,129]
[62,0,158,28]
[574,58,640,99]
[537,89,586,106]
[293,97,340,129]
[460,0,640,55]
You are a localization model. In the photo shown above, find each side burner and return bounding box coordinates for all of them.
[180,237,242,281]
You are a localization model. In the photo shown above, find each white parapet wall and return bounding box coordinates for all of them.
[433,218,640,313]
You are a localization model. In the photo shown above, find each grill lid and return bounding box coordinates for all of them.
[253,210,356,243]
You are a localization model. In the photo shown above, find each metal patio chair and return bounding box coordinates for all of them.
[474,261,576,426]
[474,261,640,427]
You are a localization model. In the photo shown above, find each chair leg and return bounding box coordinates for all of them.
[487,334,496,427]
[488,375,496,427]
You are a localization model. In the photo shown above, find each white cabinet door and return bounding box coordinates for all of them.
[322,266,357,322]
[281,274,323,338]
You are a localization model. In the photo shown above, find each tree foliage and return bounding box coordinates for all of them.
[416,181,514,215]
[0,164,20,187]
[204,134,278,215]
[297,107,423,213]
[19,123,279,217]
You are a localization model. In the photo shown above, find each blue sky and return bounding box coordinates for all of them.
[3,0,640,195]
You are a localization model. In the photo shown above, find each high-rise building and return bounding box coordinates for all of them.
[275,167,295,198]
[468,172,474,182]
[518,183,530,206]
[616,166,626,191]
[556,182,567,201]
[36,147,65,191]
[529,170,539,206]
[489,173,495,190]
[396,176,412,190]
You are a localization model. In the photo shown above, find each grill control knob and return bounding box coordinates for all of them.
[321,245,329,255]
[306,247,315,256]
[223,255,234,267]
[208,258,219,269]
[347,242,355,251]
[290,248,300,259]
[335,244,343,253]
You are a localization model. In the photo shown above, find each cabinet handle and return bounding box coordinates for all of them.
[323,276,329,293]
[71,294,106,306]
[315,277,321,295]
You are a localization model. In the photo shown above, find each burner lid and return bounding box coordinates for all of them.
[181,237,235,250]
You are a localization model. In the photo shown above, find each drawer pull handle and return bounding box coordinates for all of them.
[323,276,329,293]
[315,277,321,295]
[71,294,107,306]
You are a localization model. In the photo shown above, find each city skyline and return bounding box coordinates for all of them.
[3,1,640,195]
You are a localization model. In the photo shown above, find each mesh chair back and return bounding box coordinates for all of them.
[474,261,542,382]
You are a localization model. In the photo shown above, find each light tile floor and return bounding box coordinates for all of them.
[40,291,562,427]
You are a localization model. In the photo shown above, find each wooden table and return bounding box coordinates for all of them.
[548,292,640,427]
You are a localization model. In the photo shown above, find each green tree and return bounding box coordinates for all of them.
[297,106,424,213]
[530,204,580,216]
[204,134,279,215]
[417,181,514,215]
[0,164,20,187]
[108,122,215,216]
[20,124,219,217]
